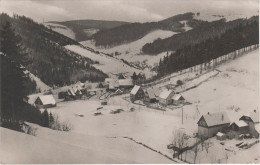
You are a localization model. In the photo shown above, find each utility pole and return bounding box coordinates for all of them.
[182,107,184,125]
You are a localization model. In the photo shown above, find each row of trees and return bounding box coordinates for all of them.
[0,13,107,87]
[157,20,259,77]
[142,16,258,54]
[93,13,194,48]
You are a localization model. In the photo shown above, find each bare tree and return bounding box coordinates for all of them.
[193,139,200,164]
[170,129,188,160]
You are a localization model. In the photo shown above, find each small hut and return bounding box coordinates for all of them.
[34,95,56,109]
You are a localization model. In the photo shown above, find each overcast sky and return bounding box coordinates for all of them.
[1,0,258,23]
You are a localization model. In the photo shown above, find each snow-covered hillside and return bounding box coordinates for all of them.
[80,30,177,69]
[193,11,259,22]
[0,127,172,164]
[64,45,154,78]
[44,22,76,40]
[27,71,51,92]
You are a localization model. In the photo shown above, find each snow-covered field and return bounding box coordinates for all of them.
[64,44,154,78]
[44,22,76,40]
[80,30,177,68]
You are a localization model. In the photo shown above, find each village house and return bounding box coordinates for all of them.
[143,87,160,104]
[158,89,175,106]
[197,112,231,138]
[172,94,185,105]
[34,95,56,109]
[229,120,249,134]
[239,110,259,138]
[130,85,144,102]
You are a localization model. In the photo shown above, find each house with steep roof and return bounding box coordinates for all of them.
[34,95,56,109]
[197,112,231,138]
[130,85,144,102]
[172,94,185,105]
[239,110,259,124]
[239,110,259,138]
[143,87,160,103]
[158,89,175,106]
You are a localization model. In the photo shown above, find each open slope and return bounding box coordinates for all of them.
[49,19,129,41]
[44,22,76,40]
[64,44,153,78]
[0,127,173,164]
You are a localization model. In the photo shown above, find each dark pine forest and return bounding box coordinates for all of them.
[156,19,259,77]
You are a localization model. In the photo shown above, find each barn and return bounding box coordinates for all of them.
[172,94,185,105]
[34,95,56,109]
[130,85,144,102]
[197,112,230,138]
[143,87,160,104]
[119,79,134,89]
[229,120,249,134]
[158,89,175,106]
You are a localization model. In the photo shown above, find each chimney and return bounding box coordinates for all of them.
[254,109,256,113]
[208,112,210,115]
[221,114,224,121]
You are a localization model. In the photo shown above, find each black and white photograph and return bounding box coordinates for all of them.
[0,0,259,164]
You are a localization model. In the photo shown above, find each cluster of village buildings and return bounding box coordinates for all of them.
[197,110,259,140]
[32,73,259,142]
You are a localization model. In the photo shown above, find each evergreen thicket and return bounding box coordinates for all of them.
[0,13,107,87]
[142,16,259,54]
[157,20,259,77]
[0,21,51,130]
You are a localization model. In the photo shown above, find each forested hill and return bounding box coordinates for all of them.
[142,16,259,55]
[49,19,129,41]
[0,13,107,87]
[92,12,194,48]
[157,19,259,77]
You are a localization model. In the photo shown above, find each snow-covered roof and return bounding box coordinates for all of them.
[105,78,113,83]
[255,124,260,133]
[131,85,141,95]
[231,120,248,127]
[76,81,85,87]
[159,89,174,99]
[240,110,259,123]
[172,94,184,101]
[216,132,224,136]
[200,112,230,127]
[68,89,76,96]
[144,87,160,99]
[109,79,119,89]
[119,79,133,86]
[115,89,123,94]
[37,95,56,105]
